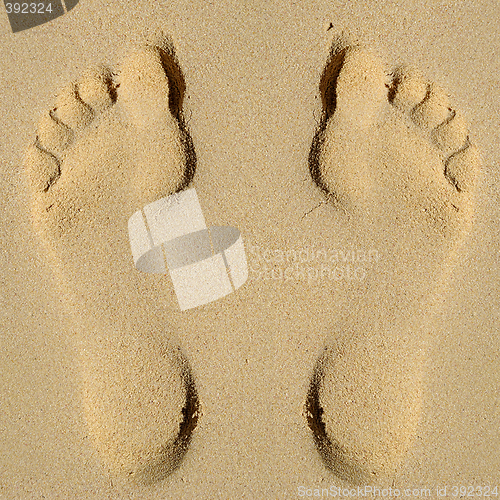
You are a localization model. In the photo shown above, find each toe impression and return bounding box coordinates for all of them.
[24,144,60,192]
[334,46,387,131]
[118,46,176,131]
[37,111,74,154]
[411,85,451,130]
[54,84,94,130]
[390,67,428,113]
[77,65,115,112]
[445,142,481,192]
[431,110,468,155]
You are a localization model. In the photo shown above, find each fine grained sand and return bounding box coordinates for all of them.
[24,42,200,483]
[2,1,500,498]
[305,42,479,483]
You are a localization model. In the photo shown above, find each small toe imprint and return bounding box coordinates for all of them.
[25,144,61,192]
[389,66,428,113]
[411,85,451,130]
[431,110,468,155]
[54,84,94,130]
[37,111,74,154]
[444,142,481,193]
[77,65,116,112]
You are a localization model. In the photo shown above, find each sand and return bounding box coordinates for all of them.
[1,1,500,498]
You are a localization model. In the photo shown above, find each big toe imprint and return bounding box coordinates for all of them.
[24,41,199,483]
[306,42,481,483]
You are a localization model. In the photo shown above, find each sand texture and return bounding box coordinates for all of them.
[1,1,500,498]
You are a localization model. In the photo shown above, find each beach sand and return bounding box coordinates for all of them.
[1,0,500,498]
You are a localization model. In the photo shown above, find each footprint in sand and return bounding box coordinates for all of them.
[24,39,198,483]
[306,43,481,484]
